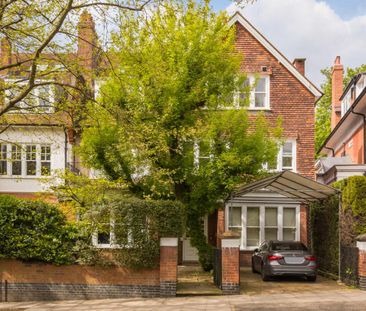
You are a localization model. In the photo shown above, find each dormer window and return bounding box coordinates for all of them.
[5,80,55,113]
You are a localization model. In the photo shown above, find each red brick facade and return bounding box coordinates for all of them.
[235,21,316,179]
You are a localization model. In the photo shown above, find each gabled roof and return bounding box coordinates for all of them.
[233,171,338,203]
[229,12,322,99]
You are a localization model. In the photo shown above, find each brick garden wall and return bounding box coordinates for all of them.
[0,259,160,301]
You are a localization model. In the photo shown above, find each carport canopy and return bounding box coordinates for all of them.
[234,171,338,203]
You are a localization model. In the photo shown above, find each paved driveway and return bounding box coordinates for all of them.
[240,267,349,295]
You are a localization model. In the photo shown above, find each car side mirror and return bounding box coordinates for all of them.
[253,248,259,253]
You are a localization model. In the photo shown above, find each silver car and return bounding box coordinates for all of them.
[252,240,317,282]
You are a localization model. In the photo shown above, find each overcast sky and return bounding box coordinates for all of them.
[211,0,366,87]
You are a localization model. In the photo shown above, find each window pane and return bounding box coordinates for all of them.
[283,228,296,241]
[0,144,7,175]
[38,85,51,108]
[229,206,241,227]
[282,156,293,168]
[283,208,296,227]
[255,78,266,92]
[247,228,260,246]
[265,208,277,226]
[26,161,36,175]
[265,228,278,241]
[247,207,259,226]
[41,162,51,176]
[255,93,265,107]
[12,145,22,175]
[283,142,293,154]
[97,232,110,244]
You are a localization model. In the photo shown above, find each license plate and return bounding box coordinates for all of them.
[284,257,305,264]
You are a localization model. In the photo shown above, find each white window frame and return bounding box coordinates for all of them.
[237,75,270,110]
[225,204,300,250]
[0,143,52,178]
[265,140,297,173]
[4,79,55,114]
[193,140,213,168]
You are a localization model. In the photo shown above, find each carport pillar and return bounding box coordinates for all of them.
[160,237,178,297]
[356,234,366,290]
[221,232,241,295]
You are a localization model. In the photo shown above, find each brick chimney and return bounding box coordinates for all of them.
[293,58,306,76]
[331,56,344,130]
[77,11,98,82]
[1,38,12,75]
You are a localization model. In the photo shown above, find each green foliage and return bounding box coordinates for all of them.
[79,0,281,269]
[80,196,185,269]
[315,64,366,155]
[310,195,339,275]
[334,176,366,243]
[0,195,76,264]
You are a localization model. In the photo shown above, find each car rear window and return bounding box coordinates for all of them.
[271,242,308,251]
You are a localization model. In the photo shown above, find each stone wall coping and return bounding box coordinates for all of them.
[221,238,241,248]
[220,231,241,239]
[357,241,366,251]
[356,234,366,242]
[160,237,178,247]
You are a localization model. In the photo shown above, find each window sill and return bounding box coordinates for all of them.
[0,175,52,179]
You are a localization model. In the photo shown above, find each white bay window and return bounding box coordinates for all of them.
[226,204,300,250]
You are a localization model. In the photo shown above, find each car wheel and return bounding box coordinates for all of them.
[307,275,317,282]
[261,264,270,281]
[251,259,256,273]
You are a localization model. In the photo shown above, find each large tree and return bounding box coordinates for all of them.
[315,64,366,155]
[78,0,280,269]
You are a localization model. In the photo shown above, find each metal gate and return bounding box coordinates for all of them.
[213,248,222,288]
[340,245,359,286]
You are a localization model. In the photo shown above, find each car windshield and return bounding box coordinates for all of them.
[271,242,308,251]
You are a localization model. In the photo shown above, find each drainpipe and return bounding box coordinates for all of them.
[324,146,335,157]
[350,107,366,163]
[64,127,68,170]
[338,192,342,282]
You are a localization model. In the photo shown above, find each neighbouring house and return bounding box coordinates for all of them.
[316,56,366,185]
[205,12,324,267]
[0,11,100,199]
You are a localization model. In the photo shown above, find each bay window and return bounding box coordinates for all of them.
[226,204,300,250]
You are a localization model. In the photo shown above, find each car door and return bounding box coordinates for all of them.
[256,242,269,269]
[254,242,266,270]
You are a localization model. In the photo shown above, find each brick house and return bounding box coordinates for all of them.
[0,10,323,265]
[316,56,366,184]
[197,12,323,266]
[0,11,99,198]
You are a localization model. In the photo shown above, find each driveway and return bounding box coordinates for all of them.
[240,267,349,295]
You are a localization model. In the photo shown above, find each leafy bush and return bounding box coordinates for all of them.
[81,196,186,269]
[310,195,339,275]
[0,195,76,264]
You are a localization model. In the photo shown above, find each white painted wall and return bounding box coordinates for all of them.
[0,126,67,193]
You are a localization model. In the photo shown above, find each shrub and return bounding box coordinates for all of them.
[80,196,186,269]
[0,195,76,264]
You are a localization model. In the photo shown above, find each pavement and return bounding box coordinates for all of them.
[1,267,366,310]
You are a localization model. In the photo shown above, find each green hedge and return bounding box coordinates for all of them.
[0,195,185,269]
[0,195,76,264]
[81,196,186,269]
[310,195,339,275]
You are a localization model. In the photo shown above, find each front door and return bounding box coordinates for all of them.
[182,216,208,263]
